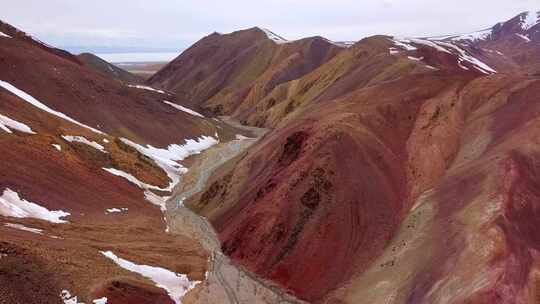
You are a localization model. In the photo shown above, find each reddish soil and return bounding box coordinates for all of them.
[0,21,218,304]
[184,15,540,301]
[4,10,540,304]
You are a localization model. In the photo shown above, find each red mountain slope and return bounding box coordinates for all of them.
[182,11,540,303]
[0,20,239,304]
[4,9,540,304]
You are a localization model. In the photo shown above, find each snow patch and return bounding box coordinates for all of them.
[0,80,104,134]
[332,41,355,48]
[60,290,84,304]
[93,298,108,304]
[52,144,62,151]
[458,59,470,70]
[408,38,451,53]
[103,168,161,191]
[516,33,531,42]
[119,136,219,192]
[450,29,492,42]
[389,47,400,54]
[5,223,43,235]
[407,56,424,61]
[105,207,128,214]
[393,37,451,53]
[0,114,35,134]
[0,188,70,223]
[144,191,168,211]
[521,11,539,30]
[163,101,205,118]
[391,38,417,51]
[235,134,250,140]
[29,35,54,48]
[101,251,200,304]
[103,168,168,210]
[393,38,495,75]
[0,31,11,38]
[259,27,288,44]
[435,41,496,74]
[62,135,107,153]
[127,84,166,94]
[104,135,217,215]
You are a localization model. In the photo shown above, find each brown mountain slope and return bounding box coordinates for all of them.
[182,11,540,303]
[0,21,243,304]
[235,34,496,128]
[77,52,143,84]
[147,27,344,116]
[0,29,215,146]
[0,20,80,65]
[149,27,502,130]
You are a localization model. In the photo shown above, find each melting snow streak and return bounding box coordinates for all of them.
[0,114,35,134]
[101,251,200,304]
[0,188,70,223]
[0,80,104,134]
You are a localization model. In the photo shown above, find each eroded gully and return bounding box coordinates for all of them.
[164,117,305,304]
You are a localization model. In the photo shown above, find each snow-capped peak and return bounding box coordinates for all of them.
[390,37,497,75]
[256,27,353,48]
[258,27,289,44]
[520,11,540,30]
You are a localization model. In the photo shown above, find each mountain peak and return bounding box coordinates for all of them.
[428,10,540,44]
[519,10,540,30]
[255,27,289,44]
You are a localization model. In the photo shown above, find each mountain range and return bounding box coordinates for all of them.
[1,10,540,304]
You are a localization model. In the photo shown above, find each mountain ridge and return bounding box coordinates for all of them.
[3,8,540,304]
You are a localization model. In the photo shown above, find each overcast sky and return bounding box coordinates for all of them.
[1,0,538,53]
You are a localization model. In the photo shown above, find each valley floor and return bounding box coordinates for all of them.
[165,117,303,304]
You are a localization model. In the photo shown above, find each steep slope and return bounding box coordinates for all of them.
[187,69,474,301]
[0,20,80,65]
[147,27,344,116]
[77,52,143,83]
[5,9,540,304]
[0,20,245,304]
[181,11,540,303]
[429,10,540,75]
[323,75,540,304]
[0,27,216,146]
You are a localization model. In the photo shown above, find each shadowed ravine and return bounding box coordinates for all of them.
[165,117,304,304]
